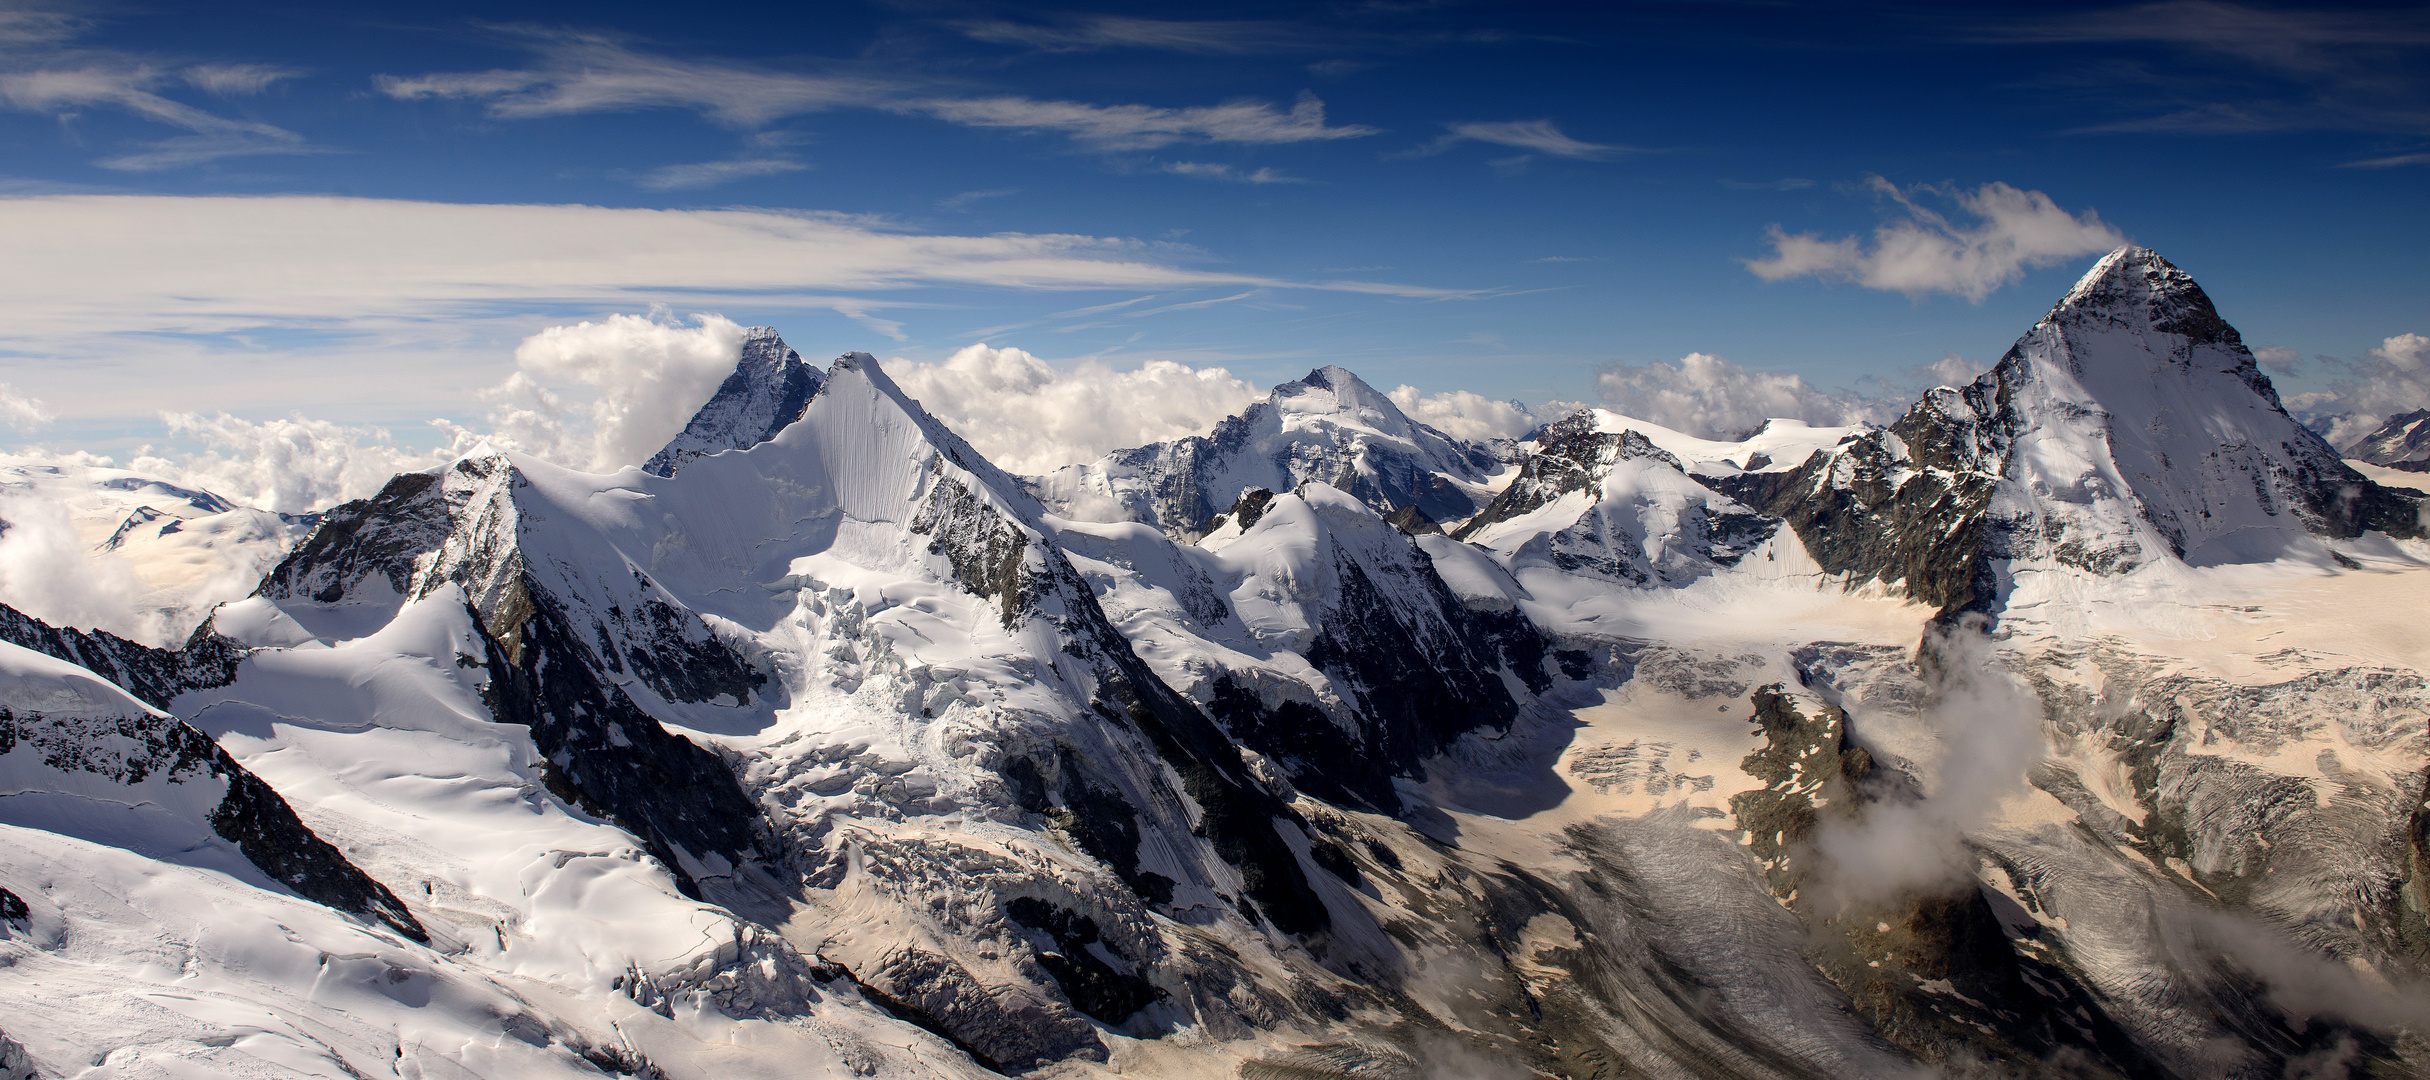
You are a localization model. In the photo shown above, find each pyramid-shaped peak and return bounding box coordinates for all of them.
[2045,246,2237,347]
[1274,364,1399,417]
[643,329,824,476]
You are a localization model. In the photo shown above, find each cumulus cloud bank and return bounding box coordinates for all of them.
[890,344,1261,473]
[0,490,157,641]
[128,414,465,514]
[1746,177,2125,303]
[2284,332,2430,448]
[1595,352,1900,440]
[472,312,749,472]
[1387,385,1542,442]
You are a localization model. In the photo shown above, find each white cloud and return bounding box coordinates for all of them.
[130,413,466,513]
[1744,177,2126,303]
[913,91,1375,150]
[635,157,807,190]
[1387,386,1541,442]
[490,312,747,472]
[0,384,51,432]
[2252,344,2302,375]
[2287,332,2430,449]
[889,344,1260,473]
[1162,162,1306,184]
[1810,619,2044,909]
[1407,119,1630,160]
[0,65,318,169]
[1594,352,1899,440]
[1900,352,1987,387]
[0,490,157,640]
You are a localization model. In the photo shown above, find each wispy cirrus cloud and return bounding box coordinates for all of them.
[375,30,892,126]
[377,31,1377,151]
[1161,161,1309,183]
[1993,1,2430,136]
[632,156,807,190]
[1744,176,2123,303]
[1402,119,1635,161]
[2341,149,2430,168]
[953,15,1314,55]
[910,91,1375,149]
[0,65,320,169]
[0,194,1474,426]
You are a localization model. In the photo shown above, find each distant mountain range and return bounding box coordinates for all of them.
[3,248,2427,1079]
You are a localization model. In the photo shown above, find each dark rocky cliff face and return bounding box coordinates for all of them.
[0,602,244,711]
[644,328,825,477]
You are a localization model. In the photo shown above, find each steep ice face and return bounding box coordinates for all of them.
[2348,408,2430,472]
[1983,245,2415,565]
[643,328,825,477]
[1029,365,1507,534]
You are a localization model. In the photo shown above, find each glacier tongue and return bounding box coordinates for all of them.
[644,327,825,477]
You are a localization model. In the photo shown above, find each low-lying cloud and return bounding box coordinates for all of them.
[130,413,464,514]
[476,312,748,472]
[1595,351,1900,440]
[2283,332,2430,449]
[1811,619,2047,909]
[1745,177,2125,303]
[889,344,1261,473]
[1388,385,1542,442]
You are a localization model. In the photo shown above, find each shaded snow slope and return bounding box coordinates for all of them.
[0,638,425,942]
[1029,365,1509,534]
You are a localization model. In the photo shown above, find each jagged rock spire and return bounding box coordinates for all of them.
[644,328,825,476]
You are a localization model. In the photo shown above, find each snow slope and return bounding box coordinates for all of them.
[1029,365,1510,534]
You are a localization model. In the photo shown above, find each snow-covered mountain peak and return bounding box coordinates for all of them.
[643,327,823,476]
[2348,408,2430,471]
[2045,245,2240,347]
[1030,364,1507,534]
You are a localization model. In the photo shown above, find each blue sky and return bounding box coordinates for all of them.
[2,0,2425,472]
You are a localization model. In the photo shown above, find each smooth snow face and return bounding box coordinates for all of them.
[1030,364,1505,533]
[0,459,308,645]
